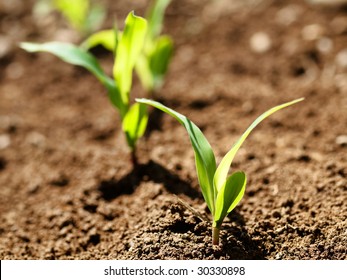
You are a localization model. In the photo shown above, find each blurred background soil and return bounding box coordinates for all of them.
[0,0,346,259]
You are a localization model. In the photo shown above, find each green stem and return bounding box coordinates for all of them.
[212,226,220,246]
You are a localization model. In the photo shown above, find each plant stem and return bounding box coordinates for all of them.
[212,226,220,246]
[131,149,138,167]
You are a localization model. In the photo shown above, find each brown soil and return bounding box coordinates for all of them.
[0,0,346,260]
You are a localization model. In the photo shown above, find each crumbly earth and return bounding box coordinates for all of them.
[0,0,346,259]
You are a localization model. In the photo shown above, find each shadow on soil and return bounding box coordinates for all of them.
[219,210,266,259]
[98,160,266,259]
[98,159,200,201]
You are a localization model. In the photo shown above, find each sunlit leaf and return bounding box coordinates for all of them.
[149,35,173,88]
[136,98,217,214]
[53,0,89,33]
[213,98,305,192]
[81,29,116,51]
[146,0,171,45]
[122,103,148,150]
[19,42,124,111]
[113,12,147,106]
[135,54,154,92]
[86,3,106,33]
[213,171,246,228]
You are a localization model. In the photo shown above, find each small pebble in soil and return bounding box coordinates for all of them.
[335,135,347,147]
[335,49,347,70]
[49,173,70,187]
[275,5,302,26]
[0,134,11,149]
[275,252,283,260]
[301,24,324,41]
[27,183,40,194]
[25,131,46,147]
[249,32,272,54]
[316,37,333,54]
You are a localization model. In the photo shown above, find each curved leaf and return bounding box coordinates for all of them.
[81,29,116,52]
[135,53,154,92]
[146,0,171,44]
[19,41,123,111]
[136,98,217,214]
[213,171,246,228]
[113,12,147,107]
[86,4,106,33]
[53,0,89,33]
[213,98,304,192]
[122,103,148,150]
[149,35,173,88]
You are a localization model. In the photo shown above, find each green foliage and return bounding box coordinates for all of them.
[21,12,148,160]
[82,0,173,93]
[34,0,105,36]
[136,97,304,245]
[139,0,173,91]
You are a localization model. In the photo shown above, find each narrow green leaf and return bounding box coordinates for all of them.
[86,4,106,33]
[136,98,217,214]
[149,35,173,88]
[53,0,89,33]
[214,98,304,192]
[113,12,147,106]
[146,0,171,44]
[135,36,173,92]
[213,171,246,228]
[19,42,123,111]
[122,103,148,150]
[135,53,154,92]
[20,42,111,89]
[81,29,116,52]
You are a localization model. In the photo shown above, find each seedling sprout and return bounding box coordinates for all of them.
[136,97,304,245]
[81,0,173,94]
[21,12,148,165]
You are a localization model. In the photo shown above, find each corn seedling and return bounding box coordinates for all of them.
[136,97,304,245]
[82,0,173,93]
[34,0,105,36]
[21,12,148,165]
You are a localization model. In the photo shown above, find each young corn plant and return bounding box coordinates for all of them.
[20,12,148,165]
[136,97,304,245]
[82,0,173,94]
[34,0,105,36]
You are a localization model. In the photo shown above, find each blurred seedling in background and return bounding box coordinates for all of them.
[33,0,105,37]
[136,98,304,245]
[21,12,148,165]
[82,0,173,94]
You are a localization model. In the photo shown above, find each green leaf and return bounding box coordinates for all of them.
[136,98,217,214]
[81,29,116,52]
[135,36,173,92]
[213,98,304,193]
[146,0,171,44]
[53,0,89,33]
[149,35,173,88]
[135,53,154,92]
[122,103,148,150]
[213,171,246,228]
[19,42,124,111]
[86,3,106,33]
[113,12,147,107]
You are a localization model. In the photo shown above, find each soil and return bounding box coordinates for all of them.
[0,0,346,260]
